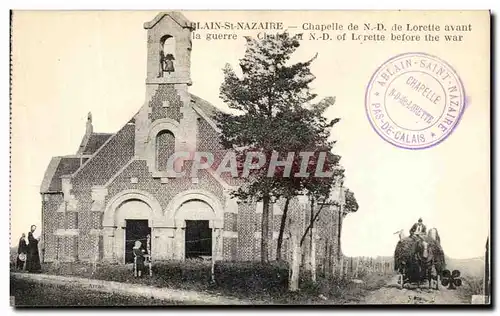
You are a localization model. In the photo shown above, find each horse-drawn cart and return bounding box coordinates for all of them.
[394,231,445,290]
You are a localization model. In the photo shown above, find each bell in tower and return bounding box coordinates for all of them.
[164,54,175,73]
[158,51,175,77]
[136,12,196,168]
[144,13,193,84]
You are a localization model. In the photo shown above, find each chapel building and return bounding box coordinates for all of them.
[40,12,346,265]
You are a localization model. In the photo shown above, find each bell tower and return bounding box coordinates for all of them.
[144,12,193,85]
[135,12,197,178]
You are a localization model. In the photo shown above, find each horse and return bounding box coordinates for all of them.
[427,228,441,244]
[427,228,445,284]
[414,239,438,289]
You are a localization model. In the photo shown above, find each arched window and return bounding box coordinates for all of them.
[156,130,175,171]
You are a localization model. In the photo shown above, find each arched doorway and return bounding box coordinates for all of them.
[165,190,224,261]
[115,199,153,263]
[176,199,215,259]
[103,190,163,264]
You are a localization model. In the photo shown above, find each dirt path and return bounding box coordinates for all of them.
[11,272,260,305]
[360,275,469,304]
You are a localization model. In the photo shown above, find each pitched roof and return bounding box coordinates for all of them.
[81,133,113,155]
[40,157,84,193]
[190,93,221,118]
[40,97,222,193]
[143,12,194,30]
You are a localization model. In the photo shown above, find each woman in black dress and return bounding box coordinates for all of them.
[16,233,28,270]
[26,225,41,273]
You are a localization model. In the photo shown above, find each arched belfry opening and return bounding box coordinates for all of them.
[158,35,176,77]
[144,12,194,85]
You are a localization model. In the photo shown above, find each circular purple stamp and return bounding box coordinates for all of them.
[365,52,466,150]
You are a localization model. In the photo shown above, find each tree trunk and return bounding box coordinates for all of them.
[289,232,301,291]
[339,256,344,279]
[306,198,314,273]
[337,204,343,261]
[354,257,359,278]
[311,228,317,282]
[276,197,291,261]
[300,198,326,246]
[322,239,328,277]
[261,194,271,263]
[326,242,332,278]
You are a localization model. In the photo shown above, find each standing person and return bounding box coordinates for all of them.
[26,225,41,273]
[16,233,28,270]
[133,240,146,277]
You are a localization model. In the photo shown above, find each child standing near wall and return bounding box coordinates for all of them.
[133,241,146,277]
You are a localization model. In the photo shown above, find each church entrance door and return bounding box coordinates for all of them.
[125,219,151,264]
[185,220,212,259]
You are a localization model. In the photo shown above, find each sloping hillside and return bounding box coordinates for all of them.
[445,256,485,278]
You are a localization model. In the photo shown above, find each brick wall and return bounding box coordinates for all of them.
[57,236,78,262]
[66,212,78,229]
[197,116,244,187]
[223,237,238,261]
[197,116,223,168]
[230,197,341,264]
[223,213,237,231]
[42,100,342,265]
[105,159,228,261]
[72,123,136,187]
[236,202,257,261]
[149,84,183,122]
[315,204,342,261]
[222,212,238,260]
[70,122,136,261]
[297,202,343,268]
[41,193,63,262]
[105,160,225,213]
[42,195,85,262]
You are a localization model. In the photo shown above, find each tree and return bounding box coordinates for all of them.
[344,189,359,214]
[299,166,345,247]
[273,100,342,260]
[215,33,339,263]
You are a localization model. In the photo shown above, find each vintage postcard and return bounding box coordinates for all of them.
[10,10,490,306]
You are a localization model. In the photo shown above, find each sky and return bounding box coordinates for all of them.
[10,11,490,258]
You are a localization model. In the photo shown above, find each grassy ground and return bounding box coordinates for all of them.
[11,263,390,305]
[455,276,485,303]
[10,277,190,307]
[11,272,389,306]
[294,272,390,304]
